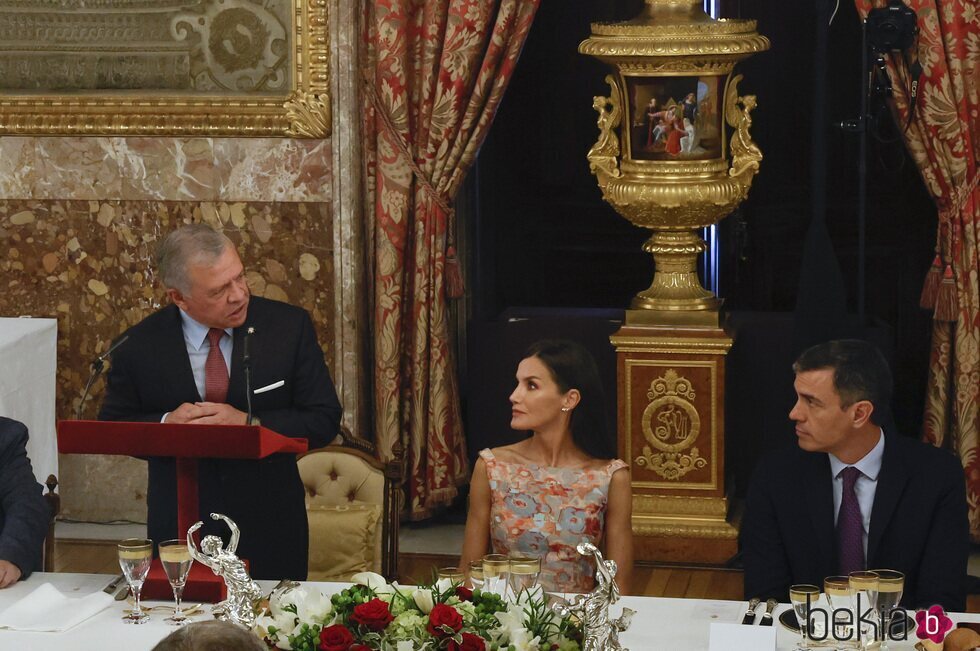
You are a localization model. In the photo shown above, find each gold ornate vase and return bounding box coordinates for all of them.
[579,0,768,326]
[580,0,768,564]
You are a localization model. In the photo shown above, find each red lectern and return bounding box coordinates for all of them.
[57,420,308,601]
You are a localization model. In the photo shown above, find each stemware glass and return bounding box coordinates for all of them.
[481,554,510,597]
[159,539,194,625]
[848,571,879,650]
[870,569,904,649]
[823,575,855,649]
[437,567,465,585]
[789,584,821,650]
[117,538,153,624]
[468,560,485,590]
[507,552,541,598]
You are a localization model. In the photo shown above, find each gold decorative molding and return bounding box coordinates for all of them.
[631,518,739,539]
[633,493,729,517]
[0,0,331,137]
[634,369,706,480]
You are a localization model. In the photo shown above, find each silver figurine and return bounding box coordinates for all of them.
[553,541,635,651]
[187,513,263,628]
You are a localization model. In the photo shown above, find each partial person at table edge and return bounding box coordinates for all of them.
[0,416,50,588]
[98,223,342,581]
[740,339,968,611]
[458,339,633,595]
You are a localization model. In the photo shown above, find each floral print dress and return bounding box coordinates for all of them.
[480,448,627,593]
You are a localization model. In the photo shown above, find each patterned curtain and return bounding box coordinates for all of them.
[362,0,541,518]
[855,0,980,538]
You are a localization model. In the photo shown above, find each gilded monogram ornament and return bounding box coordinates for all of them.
[635,369,706,481]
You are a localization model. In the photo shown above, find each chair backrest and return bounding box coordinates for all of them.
[42,474,60,572]
[297,428,403,581]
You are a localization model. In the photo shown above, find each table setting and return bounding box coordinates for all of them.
[1,514,979,649]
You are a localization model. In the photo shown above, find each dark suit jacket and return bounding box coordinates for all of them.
[0,418,50,581]
[99,296,342,580]
[741,431,969,611]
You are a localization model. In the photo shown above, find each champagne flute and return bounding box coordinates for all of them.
[824,576,854,649]
[507,552,541,598]
[848,571,879,650]
[871,569,904,649]
[481,554,510,597]
[160,539,193,625]
[437,567,465,585]
[117,538,153,624]
[468,560,484,590]
[789,584,821,650]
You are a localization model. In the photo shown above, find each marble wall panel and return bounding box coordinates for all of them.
[4,137,332,203]
[0,199,335,522]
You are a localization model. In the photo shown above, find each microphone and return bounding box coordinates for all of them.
[243,327,255,425]
[76,334,129,420]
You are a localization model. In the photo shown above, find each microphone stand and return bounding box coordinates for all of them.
[243,327,254,425]
[76,335,129,420]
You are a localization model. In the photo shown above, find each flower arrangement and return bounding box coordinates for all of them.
[254,572,582,651]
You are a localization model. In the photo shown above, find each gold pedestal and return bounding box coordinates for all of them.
[612,322,738,564]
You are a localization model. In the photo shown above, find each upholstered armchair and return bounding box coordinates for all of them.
[297,428,403,581]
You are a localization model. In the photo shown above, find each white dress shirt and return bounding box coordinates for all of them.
[829,429,885,558]
[160,311,233,422]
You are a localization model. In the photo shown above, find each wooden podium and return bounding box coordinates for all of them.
[57,420,307,601]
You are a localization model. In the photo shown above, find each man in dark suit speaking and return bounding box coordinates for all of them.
[741,339,968,611]
[0,417,50,587]
[99,224,342,580]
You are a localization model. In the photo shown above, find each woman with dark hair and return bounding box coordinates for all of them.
[458,340,633,594]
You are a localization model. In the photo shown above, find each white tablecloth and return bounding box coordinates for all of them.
[1,573,976,650]
[0,317,57,484]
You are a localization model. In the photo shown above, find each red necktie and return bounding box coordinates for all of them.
[837,466,865,575]
[204,328,228,403]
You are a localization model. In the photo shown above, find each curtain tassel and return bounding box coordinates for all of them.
[934,264,958,323]
[444,245,465,299]
[919,254,942,309]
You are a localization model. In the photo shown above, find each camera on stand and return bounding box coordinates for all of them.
[865,0,918,53]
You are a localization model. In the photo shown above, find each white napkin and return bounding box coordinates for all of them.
[0,582,114,632]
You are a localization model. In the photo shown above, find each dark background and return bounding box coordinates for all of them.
[459,0,936,498]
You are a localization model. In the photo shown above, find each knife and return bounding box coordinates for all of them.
[741,597,761,625]
[758,598,778,626]
[102,574,124,594]
[114,584,131,601]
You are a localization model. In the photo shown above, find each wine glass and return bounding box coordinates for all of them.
[507,552,541,598]
[117,538,153,624]
[871,569,904,649]
[437,567,465,585]
[789,584,821,650]
[468,560,484,590]
[848,571,879,650]
[481,554,509,597]
[160,539,194,625]
[823,575,854,649]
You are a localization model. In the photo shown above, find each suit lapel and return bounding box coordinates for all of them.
[163,305,202,403]
[867,433,908,565]
[803,451,836,574]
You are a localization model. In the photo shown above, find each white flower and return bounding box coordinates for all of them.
[352,571,390,592]
[412,587,434,613]
[508,628,542,651]
[396,641,416,651]
[295,589,331,623]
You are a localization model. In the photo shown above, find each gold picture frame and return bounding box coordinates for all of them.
[0,0,330,138]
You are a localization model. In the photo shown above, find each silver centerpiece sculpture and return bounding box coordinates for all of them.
[554,542,635,651]
[187,513,263,627]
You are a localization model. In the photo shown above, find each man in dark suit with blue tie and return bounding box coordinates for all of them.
[0,417,50,587]
[741,339,969,611]
[99,224,342,580]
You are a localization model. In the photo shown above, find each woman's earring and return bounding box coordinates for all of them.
[561,407,570,412]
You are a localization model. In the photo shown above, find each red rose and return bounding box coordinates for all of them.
[350,646,372,651]
[319,624,354,651]
[447,632,487,651]
[456,585,473,601]
[427,603,464,638]
[350,598,394,632]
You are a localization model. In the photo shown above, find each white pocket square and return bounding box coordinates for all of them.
[254,380,285,394]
